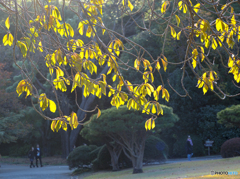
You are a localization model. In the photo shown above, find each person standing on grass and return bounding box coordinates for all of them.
[28,147,35,168]
[186,135,193,161]
[35,144,43,167]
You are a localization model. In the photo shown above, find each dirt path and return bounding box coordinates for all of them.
[0,164,76,179]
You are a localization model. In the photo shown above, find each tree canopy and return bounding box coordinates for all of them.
[1,0,240,133]
[217,105,240,128]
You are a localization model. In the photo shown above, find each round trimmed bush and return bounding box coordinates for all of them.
[89,146,101,161]
[144,135,168,163]
[221,137,240,158]
[173,135,205,158]
[97,145,111,170]
[91,158,100,171]
[67,145,97,169]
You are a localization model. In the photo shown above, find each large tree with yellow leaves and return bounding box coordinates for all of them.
[1,0,240,145]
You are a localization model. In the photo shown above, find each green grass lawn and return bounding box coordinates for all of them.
[80,157,240,179]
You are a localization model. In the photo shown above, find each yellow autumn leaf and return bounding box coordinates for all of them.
[156,103,163,115]
[209,71,215,81]
[152,120,155,129]
[78,22,85,35]
[16,80,32,98]
[49,99,57,113]
[128,0,134,11]
[3,33,14,46]
[183,4,188,13]
[145,119,149,130]
[126,80,133,91]
[231,15,236,26]
[39,93,49,111]
[203,84,208,94]
[161,1,169,14]
[177,31,181,40]
[38,41,43,52]
[61,121,67,131]
[216,19,224,32]
[97,108,101,119]
[238,26,240,42]
[16,41,27,58]
[212,38,218,50]
[155,61,161,70]
[228,56,234,68]
[55,120,62,132]
[178,1,183,10]
[112,74,117,82]
[152,104,156,114]
[148,119,152,130]
[51,120,56,132]
[221,4,226,10]
[170,26,176,39]
[200,46,204,54]
[5,17,10,29]
[145,118,152,130]
[161,56,168,72]
[175,15,180,26]
[192,49,198,69]
[162,88,170,102]
[202,54,206,63]
[205,38,210,48]
[193,3,200,14]
[197,78,204,88]
[69,112,78,130]
[134,59,140,70]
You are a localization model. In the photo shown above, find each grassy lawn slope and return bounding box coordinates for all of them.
[83,157,240,179]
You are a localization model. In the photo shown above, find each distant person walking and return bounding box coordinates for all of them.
[28,147,35,168]
[186,135,193,161]
[35,144,43,167]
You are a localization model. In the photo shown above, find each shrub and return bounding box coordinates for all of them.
[91,158,100,171]
[173,135,205,158]
[97,145,111,170]
[67,145,97,169]
[144,135,168,163]
[88,145,98,151]
[9,144,31,157]
[89,146,101,162]
[221,138,240,158]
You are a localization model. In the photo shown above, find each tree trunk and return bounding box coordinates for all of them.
[131,151,144,174]
[69,94,95,151]
[59,94,71,158]
[106,141,122,171]
[120,133,146,174]
[109,150,120,171]
[60,129,70,158]
[69,65,109,151]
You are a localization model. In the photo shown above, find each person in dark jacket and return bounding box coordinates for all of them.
[28,147,35,168]
[35,144,43,167]
[186,135,193,161]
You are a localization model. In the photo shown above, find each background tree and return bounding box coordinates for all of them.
[217,105,240,128]
[0,62,31,144]
[81,105,179,173]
